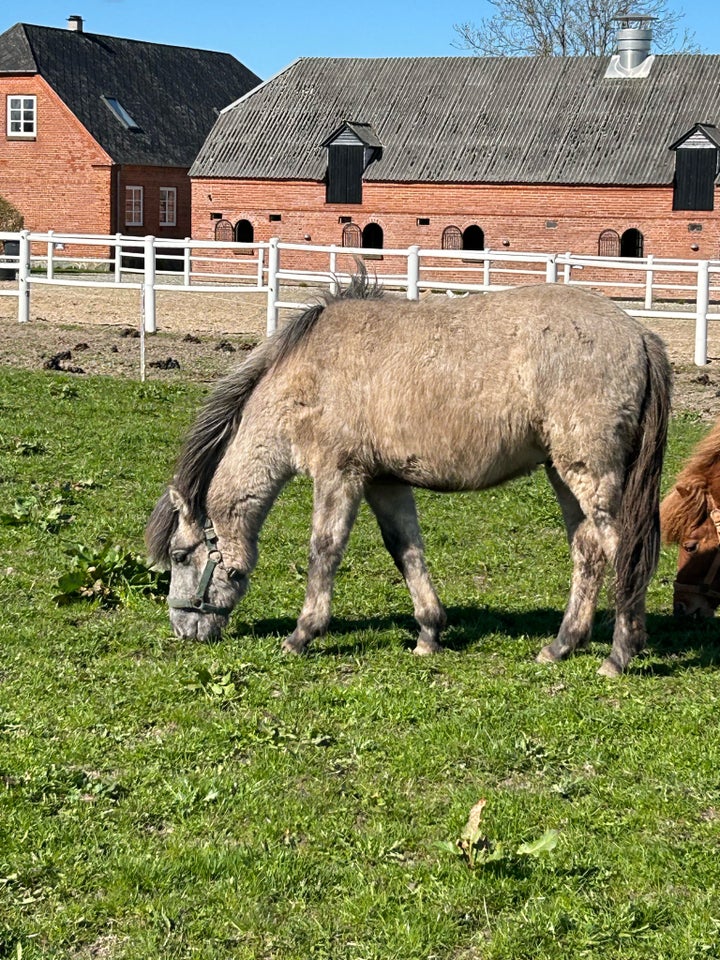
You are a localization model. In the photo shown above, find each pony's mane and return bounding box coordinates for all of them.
[661,420,720,543]
[672,419,720,488]
[145,268,382,564]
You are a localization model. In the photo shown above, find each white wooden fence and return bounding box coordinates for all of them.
[2,229,720,366]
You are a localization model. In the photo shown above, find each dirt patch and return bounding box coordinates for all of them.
[1,281,720,419]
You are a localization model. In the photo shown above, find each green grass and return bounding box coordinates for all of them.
[0,369,719,959]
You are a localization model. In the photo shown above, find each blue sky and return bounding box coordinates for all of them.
[7,2,720,79]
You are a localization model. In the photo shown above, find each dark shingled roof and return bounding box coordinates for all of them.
[190,54,720,185]
[0,22,261,166]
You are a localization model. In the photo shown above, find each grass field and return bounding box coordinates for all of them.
[1,368,719,959]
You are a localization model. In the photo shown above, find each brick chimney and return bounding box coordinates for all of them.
[67,15,84,32]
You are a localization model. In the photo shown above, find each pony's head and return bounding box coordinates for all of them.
[146,487,249,641]
[661,482,720,618]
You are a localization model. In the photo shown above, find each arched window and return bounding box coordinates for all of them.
[598,229,620,257]
[442,225,463,250]
[620,228,644,258]
[214,218,233,242]
[233,219,254,255]
[342,222,362,247]
[362,222,384,251]
[234,219,253,243]
[462,225,484,251]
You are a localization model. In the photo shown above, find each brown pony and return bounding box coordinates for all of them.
[661,419,720,617]
[146,278,672,676]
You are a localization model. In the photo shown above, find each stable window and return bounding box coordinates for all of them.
[361,222,384,260]
[7,95,36,138]
[462,225,485,251]
[442,226,463,250]
[598,229,621,257]
[620,228,644,258]
[234,219,254,253]
[214,219,234,241]
[125,186,143,227]
[342,222,361,247]
[159,187,177,227]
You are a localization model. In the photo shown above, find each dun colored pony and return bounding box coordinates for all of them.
[146,278,672,677]
[661,418,720,617]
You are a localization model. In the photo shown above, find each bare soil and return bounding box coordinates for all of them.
[1,280,720,420]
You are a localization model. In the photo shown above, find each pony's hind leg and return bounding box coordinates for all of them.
[281,474,363,655]
[364,481,446,655]
[537,464,607,664]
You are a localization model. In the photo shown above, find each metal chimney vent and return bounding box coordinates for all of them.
[67,15,84,33]
[605,14,656,79]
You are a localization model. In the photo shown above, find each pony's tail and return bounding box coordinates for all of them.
[615,332,673,612]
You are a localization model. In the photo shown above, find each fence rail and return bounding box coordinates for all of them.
[2,230,720,369]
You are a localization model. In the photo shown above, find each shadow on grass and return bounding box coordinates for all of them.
[225,605,720,671]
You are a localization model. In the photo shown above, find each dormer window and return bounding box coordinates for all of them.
[670,124,720,212]
[322,122,382,205]
[102,96,140,131]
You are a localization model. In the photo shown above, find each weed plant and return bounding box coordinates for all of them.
[0,370,718,958]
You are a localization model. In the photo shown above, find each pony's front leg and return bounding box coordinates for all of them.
[281,475,363,654]
[365,480,446,654]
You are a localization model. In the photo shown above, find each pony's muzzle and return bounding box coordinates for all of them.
[170,609,227,641]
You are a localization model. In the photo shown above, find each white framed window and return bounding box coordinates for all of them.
[159,187,177,227]
[7,95,37,138]
[125,185,143,226]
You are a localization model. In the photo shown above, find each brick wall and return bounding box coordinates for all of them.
[0,75,112,235]
[0,75,191,262]
[191,177,720,278]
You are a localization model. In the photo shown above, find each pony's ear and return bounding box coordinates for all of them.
[168,485,191,519]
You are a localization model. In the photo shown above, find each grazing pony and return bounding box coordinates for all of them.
[661,418,720,617]
[146,278,672,676]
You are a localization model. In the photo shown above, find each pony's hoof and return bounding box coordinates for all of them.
[413,640,443,656]
[281,636,307,655]
[597,657,623,678]
[536,644,560,664]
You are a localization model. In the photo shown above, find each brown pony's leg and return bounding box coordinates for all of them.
[281,474,363,654]
[364,481,447,655]
[537,465,607,664]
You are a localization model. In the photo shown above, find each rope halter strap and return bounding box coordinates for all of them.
[167,518,237,616]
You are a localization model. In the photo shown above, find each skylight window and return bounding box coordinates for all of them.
[102,96,140,131]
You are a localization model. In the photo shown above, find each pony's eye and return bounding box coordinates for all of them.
[171,549,191,564]
[683,541,699,554]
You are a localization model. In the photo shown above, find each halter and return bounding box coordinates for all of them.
[167,518,238,616]
[673,492,720,608]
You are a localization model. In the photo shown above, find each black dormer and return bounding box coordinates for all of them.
[322,122,382,204]
[670,124,720,212]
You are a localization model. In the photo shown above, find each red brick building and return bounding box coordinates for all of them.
[0,16,259,246]
[190,24,720,273]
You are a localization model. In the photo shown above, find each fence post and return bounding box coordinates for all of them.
[142,235,157,334]
[483,253,491,289]
[17,230,31,324]
[329,245,338,295]
[183,238,191,287]
[114,234,122,284]
[545,255,557,284]
[644,254,654,310]
[694,260,710,366]
[407,245,420,300]
[46,230,54,281]
[256,246,264,289]
[266,237,280,336]
[563,252,572,285]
